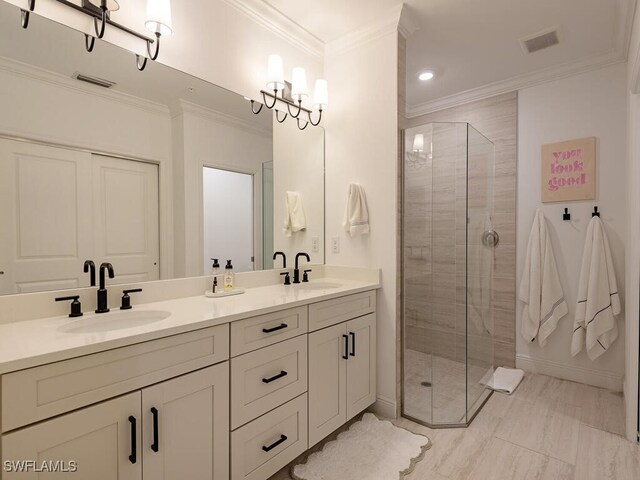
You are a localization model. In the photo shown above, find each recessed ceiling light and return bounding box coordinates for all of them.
[418,71,434,81]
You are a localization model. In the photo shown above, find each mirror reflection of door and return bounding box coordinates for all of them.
[202,167,254,273]
[0,138,160,295]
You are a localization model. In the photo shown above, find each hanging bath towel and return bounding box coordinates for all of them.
[519,209,568,347]
[283,191,306,237]
[571,216,620,360]
[343,183,370,236]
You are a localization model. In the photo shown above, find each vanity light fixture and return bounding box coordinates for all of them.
[250,56,328,130]
[18,0,170,71]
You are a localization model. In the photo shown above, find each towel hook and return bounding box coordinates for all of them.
[563,208,571,221]
[592,206,600,217]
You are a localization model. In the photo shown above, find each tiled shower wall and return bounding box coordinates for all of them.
[405,92,518,368]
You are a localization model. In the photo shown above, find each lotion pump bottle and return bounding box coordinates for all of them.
[223,260,234,291]
[211,259,220,293]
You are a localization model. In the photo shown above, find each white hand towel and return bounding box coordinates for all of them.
[519,209,568,347]
[342,184,370,237]
[283,191,306,238]
[571,216,620,360]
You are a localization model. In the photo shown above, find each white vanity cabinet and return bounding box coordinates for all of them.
[308,292,377,448]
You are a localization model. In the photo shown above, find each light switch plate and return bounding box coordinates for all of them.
[312,236,319,253]
[331,236,340,253]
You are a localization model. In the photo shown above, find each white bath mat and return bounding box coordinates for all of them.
[291,413,431,480]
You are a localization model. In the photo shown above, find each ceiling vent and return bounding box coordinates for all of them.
[72,72,116,89]
[520,27,560,54]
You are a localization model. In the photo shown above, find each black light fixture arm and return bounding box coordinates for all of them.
[148,32,161,61]
[286,100,304,119]
[250,100,264,114]
[261,90,279,109]
[136,55,148,72]
[275,110,288,123]
[308,108,323,127]
[94,2,107,39]
[20,0,36,29]
[85,34,96,52]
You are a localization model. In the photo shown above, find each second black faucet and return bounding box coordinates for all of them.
[96,262,115,313]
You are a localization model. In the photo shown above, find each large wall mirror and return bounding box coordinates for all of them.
[0,2,325,295]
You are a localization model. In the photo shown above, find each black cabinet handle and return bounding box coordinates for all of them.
[262,323,288,333]
[262,370,288,384]
[349,332,356,357]
[262,434,288,452]
[342,334,349,360]
[128,416,137,464]
[150,407,159,452]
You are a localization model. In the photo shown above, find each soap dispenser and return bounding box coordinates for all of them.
[211,258,220,293]
[223,260,234,291]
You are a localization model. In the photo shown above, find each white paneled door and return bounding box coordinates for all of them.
[0,138,160,295]
[93,155,159,285]
[0,139,93,294]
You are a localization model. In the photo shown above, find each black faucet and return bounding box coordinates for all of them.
[84,259,96,287]
[273,251,287,268]
[293,252,310,284]
[96,262,115,313]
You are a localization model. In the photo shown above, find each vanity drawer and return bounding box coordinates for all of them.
[231,335,307,429]
[308,290,376,332]
[1,324,229,432]
[231,393,308,480]
[230,306,308,356]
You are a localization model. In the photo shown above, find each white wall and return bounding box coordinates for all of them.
[625,2,640,443]
[272,119,325,265]
[516,63,628,390]
[3,0,323,104]
[324,30,399,416]
[171,101,272,277]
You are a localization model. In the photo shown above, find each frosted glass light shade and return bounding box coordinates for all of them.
[88,0,120,11]
[413,134,424,152]
[145,0,173,36]
[291,67,308,101]
[313,79,328,109]
[266,55,285,91]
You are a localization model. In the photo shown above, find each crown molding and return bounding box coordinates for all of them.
[172,99,272,138]
[325,4,403,58]
[222,0,324,59]
[406,50,627,118]
[0,55,170,117]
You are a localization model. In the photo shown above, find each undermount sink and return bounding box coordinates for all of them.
[60,310,171,334]
[294,282,342,291]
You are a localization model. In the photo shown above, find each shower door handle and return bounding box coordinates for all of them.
[481,230,499,247]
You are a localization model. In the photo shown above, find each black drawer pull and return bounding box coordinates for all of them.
[342,334,349,360]
[262,323,288,333]
[150,407,159,452]
[128,416,137,464]
[262,370,288,383]
[262,434,288,452]
[349,332,356,356]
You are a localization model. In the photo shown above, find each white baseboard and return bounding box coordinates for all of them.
[516,354,623,391]
[370,395,397,419]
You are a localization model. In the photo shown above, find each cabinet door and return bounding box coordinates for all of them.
[346,313,377,419]
[141,363,229,480]
[308,323,347,448]
[2,392,141,480]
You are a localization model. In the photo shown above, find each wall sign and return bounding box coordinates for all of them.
[541,137,596,203]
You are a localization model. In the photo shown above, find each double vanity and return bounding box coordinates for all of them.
[0,269,379,480]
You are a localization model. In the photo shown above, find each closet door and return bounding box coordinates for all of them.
[308,322,347,447]
[92,155,159,284]
[141,364,230,480]
[0,138,93,295]
[2,392,142,480]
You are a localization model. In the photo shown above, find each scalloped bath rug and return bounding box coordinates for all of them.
[291,413,431,480]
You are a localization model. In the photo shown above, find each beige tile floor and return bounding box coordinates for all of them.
[270,373,639,480]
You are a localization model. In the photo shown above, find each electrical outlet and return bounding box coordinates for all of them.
[311,236,319,253]
[331,236,340,254]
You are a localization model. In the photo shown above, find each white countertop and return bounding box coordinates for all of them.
[0,278,379,374]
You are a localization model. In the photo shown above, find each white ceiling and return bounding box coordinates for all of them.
[263,0,635,112]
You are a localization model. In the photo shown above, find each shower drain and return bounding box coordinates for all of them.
[420,381,432,387]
